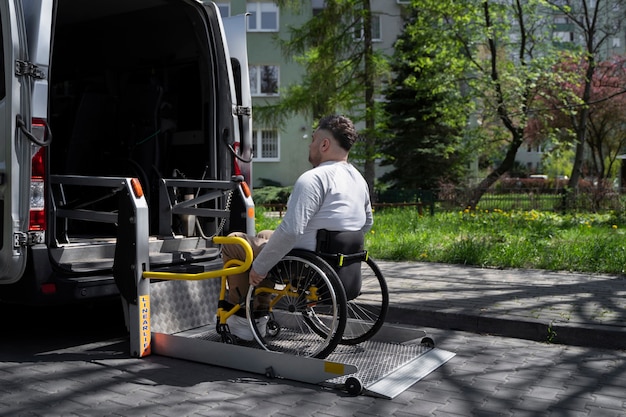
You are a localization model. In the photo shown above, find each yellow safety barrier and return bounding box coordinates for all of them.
[142,236,253,281]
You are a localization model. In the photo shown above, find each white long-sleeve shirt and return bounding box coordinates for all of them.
[252,161,373,275]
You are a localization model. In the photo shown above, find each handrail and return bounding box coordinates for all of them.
[141,236,252,281]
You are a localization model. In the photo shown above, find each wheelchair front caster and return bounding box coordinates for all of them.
[266,319,280,337]
[222,333,237,344]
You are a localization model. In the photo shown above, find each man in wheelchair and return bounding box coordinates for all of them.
[222,114,373,341]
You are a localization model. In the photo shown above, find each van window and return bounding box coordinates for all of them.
[0,20,5,100]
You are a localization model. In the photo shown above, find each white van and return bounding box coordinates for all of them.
[0,0,254,304]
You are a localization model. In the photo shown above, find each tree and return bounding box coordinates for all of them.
[380,7,469,189]
[533,57,626,183]
[402,0,565,208]
[545,0,626,188]
[255,0,389,197]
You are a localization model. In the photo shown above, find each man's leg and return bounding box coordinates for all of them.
[221,231,273,305]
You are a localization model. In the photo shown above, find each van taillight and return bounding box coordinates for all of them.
[233,142,242,176]
[30,119,47,231]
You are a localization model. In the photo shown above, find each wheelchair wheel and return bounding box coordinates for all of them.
[246,250,347,359]
[341,257,389,345]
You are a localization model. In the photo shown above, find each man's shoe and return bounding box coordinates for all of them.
[228,314,268,342]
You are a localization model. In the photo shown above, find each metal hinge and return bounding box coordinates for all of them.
[15,59,46,80]
[13,232,28,248]
[13,231,45,248]
[235,105,251,117]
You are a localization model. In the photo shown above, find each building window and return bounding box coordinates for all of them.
[252,129,280,161]
[553,31,574,42]
[247,2,279,32]
[216,3,230,18]
[249,65,279,96]
[354,14,382,42]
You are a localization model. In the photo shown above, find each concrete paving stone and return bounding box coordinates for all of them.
[510,397,564,416]
[546,409,589,417]
[476,398,520,416]
[553,395,597,413]
[393,400,442,417]
[470,376,512,393]
[596,383,626,399]
[353,399,406,416]
[590,393,626,410]
[154,401,223,417]
[489,386,528,403]
[242,379,311,398]
[256,388,327,406]
[527,386,567,401]
[239,399,296,417]
[68,390,128,407]
[437,397,489,415]
[312,401,376,417]
[565,374,619,389]
[287,399,333,415]
[583,405,625,417]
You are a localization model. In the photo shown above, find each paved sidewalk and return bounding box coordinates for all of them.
[379,260,626,350]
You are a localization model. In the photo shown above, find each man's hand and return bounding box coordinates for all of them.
[249,268,267,286]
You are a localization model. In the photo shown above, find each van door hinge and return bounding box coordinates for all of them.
[15,60,46,80]
[13,231,44,248]
[13,232,28,248]
[235,105,251,117]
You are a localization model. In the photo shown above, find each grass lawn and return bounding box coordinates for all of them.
[255,206,626,275]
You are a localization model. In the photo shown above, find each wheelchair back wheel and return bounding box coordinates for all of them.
[341,257,389,345]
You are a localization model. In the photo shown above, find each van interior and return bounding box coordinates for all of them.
[47,0,233,270]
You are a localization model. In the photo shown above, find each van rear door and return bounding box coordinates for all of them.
[222,13,253,184]
[1,0,31,284]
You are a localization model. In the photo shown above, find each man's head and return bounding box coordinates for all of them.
[309,115,358,167]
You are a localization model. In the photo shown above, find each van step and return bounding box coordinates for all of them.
[150,264,207,274]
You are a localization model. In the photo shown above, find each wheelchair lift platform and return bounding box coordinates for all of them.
[132,277,455,399]
[150,321,454,399]
[115,188,454,399]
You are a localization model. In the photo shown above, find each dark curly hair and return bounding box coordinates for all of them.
[317,115,358,151]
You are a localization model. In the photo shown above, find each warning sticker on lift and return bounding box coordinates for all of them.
[139,295,151,357]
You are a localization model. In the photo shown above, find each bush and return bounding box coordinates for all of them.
[252,186,292,205]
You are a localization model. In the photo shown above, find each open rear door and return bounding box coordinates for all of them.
[0,0,31,283]
[222,13,253,186]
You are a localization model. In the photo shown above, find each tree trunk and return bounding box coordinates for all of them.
[362,0,376,200]
[466,130,525,209]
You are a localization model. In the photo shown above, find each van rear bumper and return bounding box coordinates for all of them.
[0,245,120,305]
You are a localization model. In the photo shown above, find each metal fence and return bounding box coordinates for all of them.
[376,187,626,213]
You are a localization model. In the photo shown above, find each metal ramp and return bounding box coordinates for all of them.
[115,184,454,399]
[136,277,454,399]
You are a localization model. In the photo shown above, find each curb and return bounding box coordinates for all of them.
[385,306,626,350]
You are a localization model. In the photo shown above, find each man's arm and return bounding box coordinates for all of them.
[249,172,324,283]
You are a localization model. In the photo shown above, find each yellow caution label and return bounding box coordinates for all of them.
[324,361,345,375]
[139,295,151,357]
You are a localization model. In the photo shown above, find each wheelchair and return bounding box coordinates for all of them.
[242,230,389,359]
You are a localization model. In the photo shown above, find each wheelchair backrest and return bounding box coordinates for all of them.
[316,229,364,300]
